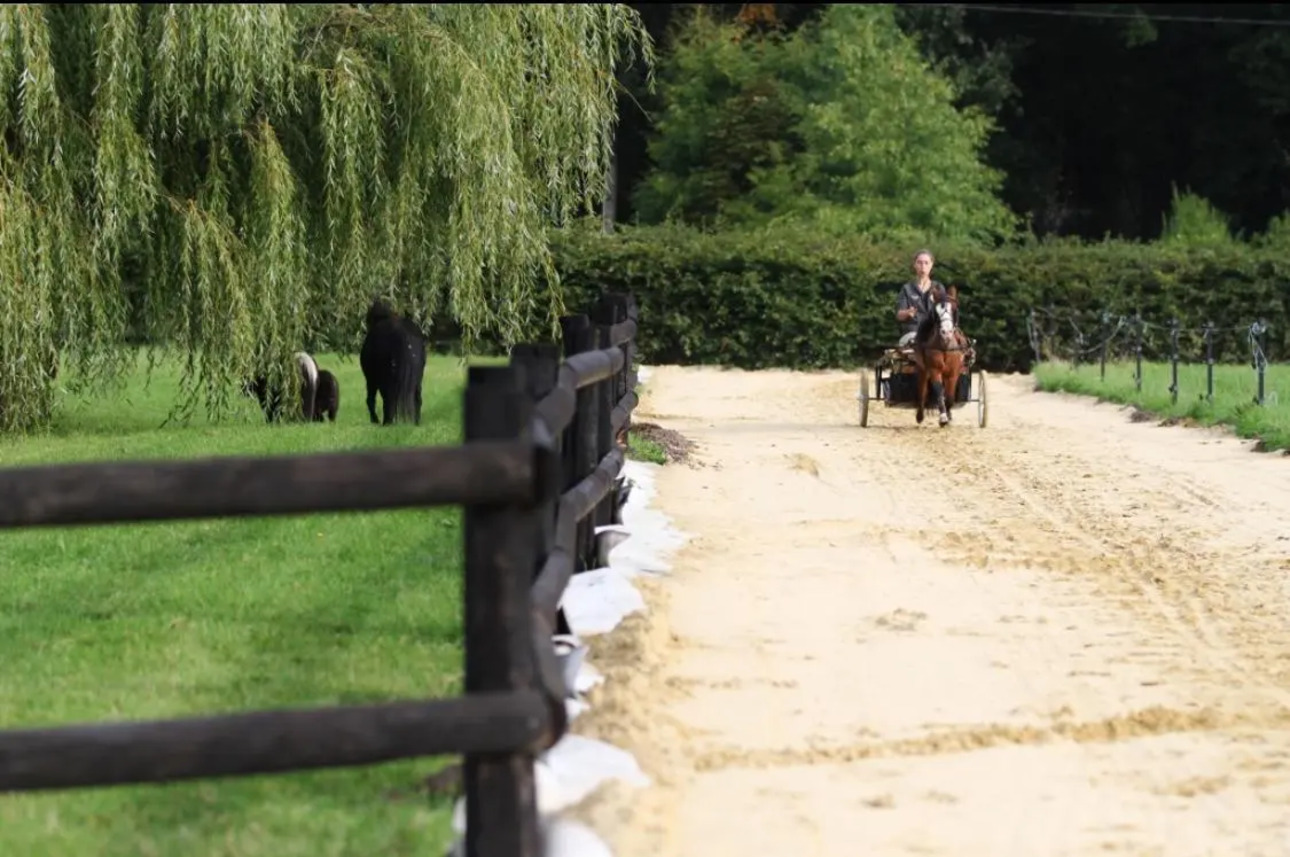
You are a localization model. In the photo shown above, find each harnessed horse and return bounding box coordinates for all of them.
[912,284,971,427]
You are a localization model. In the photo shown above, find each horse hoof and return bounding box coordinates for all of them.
[916,411,925,424]
[938,414,949,427]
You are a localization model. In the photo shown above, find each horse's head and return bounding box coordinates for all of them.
[930,284,959,342]
[366,297,396,329]
[934,300,955,339]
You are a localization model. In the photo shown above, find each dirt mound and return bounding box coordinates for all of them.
[630,421,698,464]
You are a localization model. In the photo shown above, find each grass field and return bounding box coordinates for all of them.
[1033,359,1290,452]
[0,349,507,857]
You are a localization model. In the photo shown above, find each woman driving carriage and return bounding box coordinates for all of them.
[894,249,973,362]
[894,249,940,348]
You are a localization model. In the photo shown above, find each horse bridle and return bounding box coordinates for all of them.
[917,299,968,353]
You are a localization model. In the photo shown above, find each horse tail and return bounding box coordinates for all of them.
[294,351,318,421]
[394,341,420,421]
[325,370,340,421]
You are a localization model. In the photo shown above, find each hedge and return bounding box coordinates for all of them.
[546,221,1290,373]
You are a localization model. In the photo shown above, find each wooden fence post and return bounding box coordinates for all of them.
[622,292,639,449]
[462,364,541,857]
[592,293,629,530]
[559,313,600,572]
[557,314,588,499]
[617,293,640,528]
[510,342,566,636]
[589,301,614,543]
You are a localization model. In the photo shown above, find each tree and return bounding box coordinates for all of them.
[633,4,1017,244]
[891,3,1024,120]
[630,6,801,228]
[1159,185,1236,247]
[0,4,652,431]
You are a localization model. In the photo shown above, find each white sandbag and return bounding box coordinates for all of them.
[560,567,646,637]
[450,734,650,833]
[537,733,652,815]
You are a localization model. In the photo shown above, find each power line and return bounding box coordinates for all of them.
[925,4,1290,28]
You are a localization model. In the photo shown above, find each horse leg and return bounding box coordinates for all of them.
[366,379,379,425]
[382,383,397,426]
[931,370,949,427]
[915,367,928,424]
[945,361,961,423]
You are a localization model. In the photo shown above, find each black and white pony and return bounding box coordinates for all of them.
[244,351,340,423]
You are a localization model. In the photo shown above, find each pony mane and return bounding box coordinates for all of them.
[915,309,938,343]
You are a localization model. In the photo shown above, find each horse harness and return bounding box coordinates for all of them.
[916,300,973,356]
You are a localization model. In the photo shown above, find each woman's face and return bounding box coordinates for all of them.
[913,253,934,279]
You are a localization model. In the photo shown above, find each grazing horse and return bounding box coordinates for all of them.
[245,351,324,423]
[912,284,969,427]
[360,298,427,425]
[313,369,340,422]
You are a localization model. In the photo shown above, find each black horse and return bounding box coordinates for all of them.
[360,299,427,425]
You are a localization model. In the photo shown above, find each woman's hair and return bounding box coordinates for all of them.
[912,249,935,265]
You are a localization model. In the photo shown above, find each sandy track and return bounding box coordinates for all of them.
[568,366,1290,856]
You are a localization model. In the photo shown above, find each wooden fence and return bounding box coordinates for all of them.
[0,290,642,857]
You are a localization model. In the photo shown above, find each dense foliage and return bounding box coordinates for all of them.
[632,5,1017,244]
[614,4,1290,243]
[550,219,1290,373]
[0,4,651,431]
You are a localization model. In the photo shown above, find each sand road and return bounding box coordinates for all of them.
[569,366,1290,857]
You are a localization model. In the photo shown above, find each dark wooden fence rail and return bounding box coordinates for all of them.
[0,290,642,857]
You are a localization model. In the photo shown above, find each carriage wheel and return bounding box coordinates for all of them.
[858,371,870,427]
[976,370,989,428]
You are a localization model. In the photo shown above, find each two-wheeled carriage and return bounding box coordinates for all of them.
[857,345,988,428]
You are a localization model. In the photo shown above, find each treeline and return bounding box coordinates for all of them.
[614,3,1290,245]
[545,4,1290,374]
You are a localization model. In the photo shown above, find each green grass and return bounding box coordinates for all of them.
[1034,358,1290,452]
[0,349,505,857]
[625,434,667,465]
[623,372,668,465]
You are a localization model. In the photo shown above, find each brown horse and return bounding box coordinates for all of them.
[912,284,969,427]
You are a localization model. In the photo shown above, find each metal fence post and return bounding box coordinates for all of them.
[1168,318,1180,405]
[1203,322,1214,402]
[1133,313,1144,392]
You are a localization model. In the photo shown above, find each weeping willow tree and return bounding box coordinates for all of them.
[0,3,652,431]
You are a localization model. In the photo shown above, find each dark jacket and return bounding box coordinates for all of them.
[896,280,940,335]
